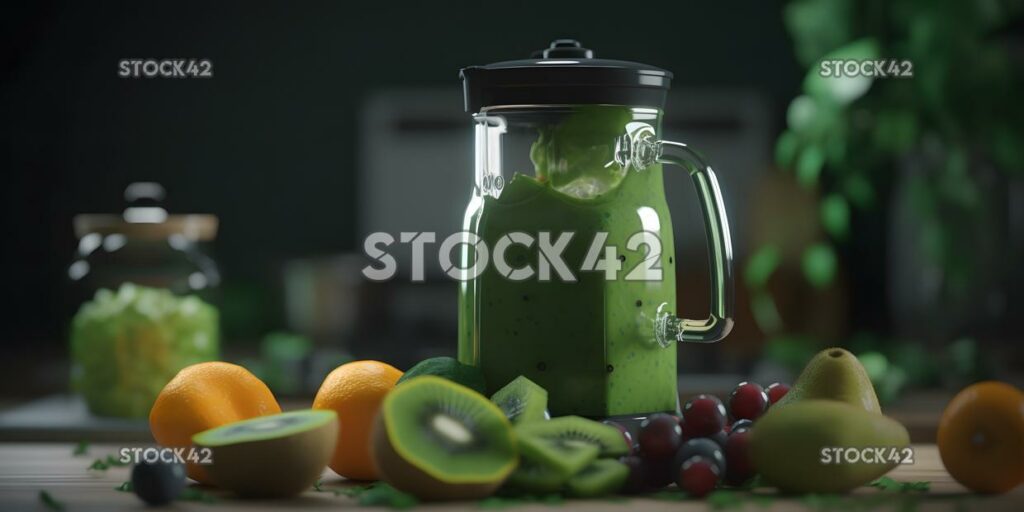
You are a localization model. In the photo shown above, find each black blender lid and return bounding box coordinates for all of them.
[460,39,673,112]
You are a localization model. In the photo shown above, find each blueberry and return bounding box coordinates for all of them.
[673,437,726,477]
[708,429,729,450]
[731,419,754,432]
[131,460,186,505]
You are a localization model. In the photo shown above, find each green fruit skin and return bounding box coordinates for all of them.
[750,400,909,494]
[397,357,487,395]
[777,348,881,413]
[196,413,337,498]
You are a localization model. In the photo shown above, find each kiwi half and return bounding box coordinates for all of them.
[490,376,549,424]
[565,459,629,497]
[371,375,517,500]
[192,409,337,497]
[515,416,630,457]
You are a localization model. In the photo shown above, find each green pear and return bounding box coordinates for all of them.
[776,347,881,413]
[750,400,910,493]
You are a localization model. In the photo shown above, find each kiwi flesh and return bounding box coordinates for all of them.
[504,457,568,493]
[490,375,549,424]
[191,409,337,498]
[517,430,599,478]
[371,375,517,500]
[515,416,630,457]
[565,459,629,497]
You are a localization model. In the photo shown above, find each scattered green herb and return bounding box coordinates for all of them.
[869,476,930,493]
[87,454,130,471]
[180,487,217,503]
[648,489,688,501]
[707,490,746,509]
[478,496,518,509]
[312,479,374,498]
[72,441,90,456]
[478,493,565,508]
[357,483,418,509]
[337,485,373,498]
[115,481,133,493]
[801,493,846,511]
[39,490,65,511]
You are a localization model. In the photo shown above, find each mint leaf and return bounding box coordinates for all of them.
[115,481,133,492]
[649,489,688,501]
[707,490,746,509]
[357,483,418,509]
[870,476,930,493]
[180,487,217,503]
[39,490,65,511]
[72,441,90,456]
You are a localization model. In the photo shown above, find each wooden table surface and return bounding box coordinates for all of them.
[1,443,1021,511]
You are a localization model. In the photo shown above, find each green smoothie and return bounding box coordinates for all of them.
[458,107,678,417]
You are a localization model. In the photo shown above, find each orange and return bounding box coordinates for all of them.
[149,362,281,483]
[937,381,1024,494]
[312,360,403,481]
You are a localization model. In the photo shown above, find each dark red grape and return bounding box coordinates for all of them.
[682,395,727,438]
[766,382,790,405]
[673,437,726,477]
[642,456,675,489]
[603,420,636,456]
[638,413,682,459]
[724,428,756,485]
[677,456,720,498]
[619,455,648,494]
[729,382,768,421]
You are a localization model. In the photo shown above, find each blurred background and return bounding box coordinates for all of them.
[1,0,1022,439]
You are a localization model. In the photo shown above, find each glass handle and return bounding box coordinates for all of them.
[615,123,735,346]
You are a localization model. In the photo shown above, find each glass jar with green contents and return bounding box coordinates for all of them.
[68,183,220,418]
[458,41,734,420]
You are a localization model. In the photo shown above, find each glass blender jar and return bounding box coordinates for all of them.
[458,40,734,420]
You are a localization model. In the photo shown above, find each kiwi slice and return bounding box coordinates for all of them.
[505,457,568,493]
[516,416,630,457]
[371,375,517,500]
[517,430,599,478]
[192,409,337,498]
[565,459,630,497]
[490,375,549,424]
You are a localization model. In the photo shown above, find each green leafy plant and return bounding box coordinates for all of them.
[765,0,1024,299]
[756,0,1022,390]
